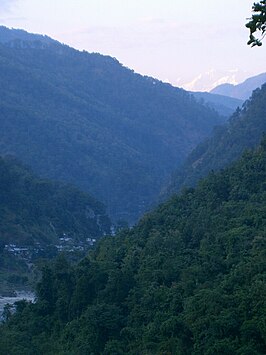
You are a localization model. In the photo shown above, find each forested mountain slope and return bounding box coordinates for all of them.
[166,83,266,196]
[0,26,223,223]
[0,155,110,293]
[1,138,265,354]
[0,26,57,46]
[192,91,243,118]
[0,156,110,247]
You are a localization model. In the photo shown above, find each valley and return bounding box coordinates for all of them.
[0,26,225,224]
[0,7,265,353]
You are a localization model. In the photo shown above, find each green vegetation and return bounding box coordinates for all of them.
[0,26,223,223]
[1,138,265,354]
[166,83,266,197]
[0,156,110,246]
[0,252,35,295]
[0,156,110,292]
[246,0,266,46]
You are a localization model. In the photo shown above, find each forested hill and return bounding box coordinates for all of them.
[166,83,266,196]
[1,137,265,354]
[0,26,57,46]
[0,155,110,248]
[0,27,223,223]
[191,91,243,118]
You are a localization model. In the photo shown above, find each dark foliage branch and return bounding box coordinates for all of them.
[246,1,266,46]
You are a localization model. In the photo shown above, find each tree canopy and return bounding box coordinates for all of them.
[0,137,265,354]
[165,83,266,198]
[246,1,266,46]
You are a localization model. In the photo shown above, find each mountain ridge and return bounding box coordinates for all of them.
[0,26,224,223]
[210,72,266,100]
[191,91,243,117]
[165,83,266,197]
[0,25,58,46]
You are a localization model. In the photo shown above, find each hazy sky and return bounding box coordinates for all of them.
[1,0,265,90]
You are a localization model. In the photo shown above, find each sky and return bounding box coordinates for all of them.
[0,0,265,91]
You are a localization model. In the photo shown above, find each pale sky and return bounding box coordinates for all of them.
[1,0,265,90]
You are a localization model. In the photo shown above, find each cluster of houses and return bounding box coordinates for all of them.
[4,235,97,260]
[55,236,97,252]
[4,244,36,259]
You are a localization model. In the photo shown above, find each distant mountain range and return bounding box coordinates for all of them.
[190,72,266,117]
[210,72,266,100]
[0,26,224,223]
[182,69,248,92]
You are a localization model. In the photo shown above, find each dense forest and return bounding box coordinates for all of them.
[0,15,265,354]
[0,155,110,292]
[166,83,266,197]
[0,155,110,246]
[0,26,224,223]
[1,137,265,354]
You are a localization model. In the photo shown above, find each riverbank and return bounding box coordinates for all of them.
[0,291,35,321]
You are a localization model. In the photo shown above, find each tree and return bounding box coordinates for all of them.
[246,1,266,46]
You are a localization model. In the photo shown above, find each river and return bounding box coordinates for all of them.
[0,291,35,321]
